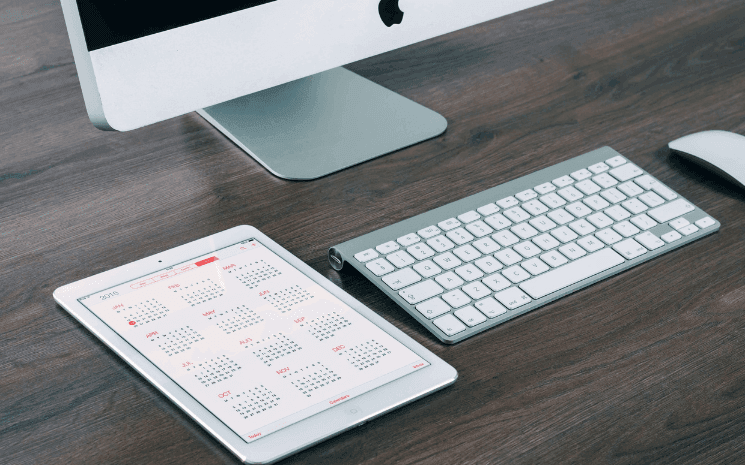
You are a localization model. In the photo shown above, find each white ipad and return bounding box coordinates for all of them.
[54,226,456,463]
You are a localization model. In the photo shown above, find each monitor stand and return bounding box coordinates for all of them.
[197,67,447,180]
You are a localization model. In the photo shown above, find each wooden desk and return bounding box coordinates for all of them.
[2,0,744,463]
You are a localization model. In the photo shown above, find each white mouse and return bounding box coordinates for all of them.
[668,130,745,190]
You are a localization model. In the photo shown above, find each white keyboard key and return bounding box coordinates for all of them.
[633,174,656,189]
[609,163,643,181]
[669,217,689,230]
[661,230,682,243]
[621,198,648,214]
[427,235,455,252]
[433,252,462,270]
[695,217,715,228]
[495,248,523,266]
[418,225,441,239]
[453,245,481,262]
[520,248,625,299]
[557,186,584,202]
[383,267,422,290]
[503,207,531,223]
[630,214,657,231]
[484,213,512,230]
[592,172,618,188]
[413,260,442,278]
[606,155,627,167]
[521,257,550,276]
[435,272,465,290]
[534,182,556,194]
[455,306,487,326]
[634,232,665,250]
[497,196,519,208]
[458,210,481,223]
[565,202,593,218]
[355,249,379,263]
[617,181,644,197]
[465,220,494,238]
[568,219,596,236]
[539,193,567,209]
[397,233,421,246]
[588,162,610,174]
[399,280,444,304]
[474,256,503,274]
[477,203,500,216]
[446,228,475,245]
[516,189,538,201]
[575,179,601,195]
[442,289,471,308]
[511,223,539,239]
[529,215,558,232]
[473,257,502,274]
[514,241,542,258]
[533,233,561,251]
[679,224,699,235]
[461,282,492,300]
[472,237,501,254]
[638,192,665,207]
[577,235,604,252]
[613,221,641,237]
[552,175,574,187]
[387,250,416,268]
[366,257,396,276]
[600,187,626,203]
[407,243,436,260]
[416,297,451,319]
[587,212,614,229]
[376,241,399,254]
[571,168,593,181]
[605,205,631,221]
[647,199,695,223]
[492,230,520,247]
[433,314,467,336]
[540,250,568,268]
[482,273,512,292]
[551,226,579,243]
[503,265,531,283]
[475,298,507,318]
[596,228,623,245]
[651,182,678,201]
[583,195,610,211]
[547,208,574,225]
[494,287,532,309]
[522,199,549,215]
[612,238,647,259]
[438,218,462,231]
[559,242,587,260]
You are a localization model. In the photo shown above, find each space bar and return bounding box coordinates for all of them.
[519,249,626,299]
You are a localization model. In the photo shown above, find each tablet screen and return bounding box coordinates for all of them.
[77,238,428,442]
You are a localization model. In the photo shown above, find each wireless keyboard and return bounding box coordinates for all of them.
[328,147,719,343]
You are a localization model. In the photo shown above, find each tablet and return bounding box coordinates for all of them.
[54,225,457,463]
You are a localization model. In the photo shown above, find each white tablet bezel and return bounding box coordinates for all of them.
[53,225,457,464]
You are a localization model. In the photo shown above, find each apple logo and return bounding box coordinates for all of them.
[379,0,404,27]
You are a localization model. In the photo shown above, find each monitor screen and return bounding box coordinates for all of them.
[76,0,276,50]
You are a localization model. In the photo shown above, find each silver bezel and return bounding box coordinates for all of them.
[53,225,457,464]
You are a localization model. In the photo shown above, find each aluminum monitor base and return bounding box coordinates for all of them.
[197,67,447,180]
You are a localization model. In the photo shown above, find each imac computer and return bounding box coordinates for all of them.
[61,0,552,179]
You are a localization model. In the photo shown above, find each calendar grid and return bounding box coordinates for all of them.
[245,333,302,366]
[281,362,341,397]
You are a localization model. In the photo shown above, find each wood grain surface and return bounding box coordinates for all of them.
[1,0,744,463]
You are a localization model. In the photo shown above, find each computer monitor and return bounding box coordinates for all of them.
[60,0,552,179]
